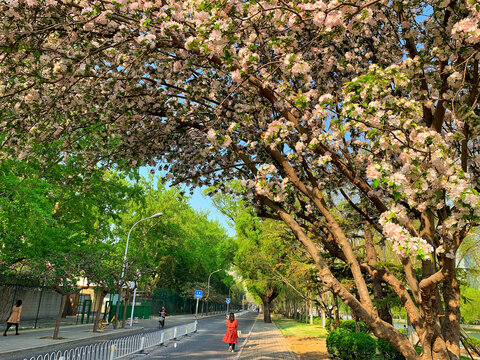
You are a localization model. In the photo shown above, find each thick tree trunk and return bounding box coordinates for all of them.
[443,258,461,359]
[321,307,326,328]
[92,289,108,332]
[122,290,130,328]
[261,297,272,323]
[309,295,313,325]
[334,295,340,328]
[364,224,393,324]
[258,284,278,323]
[53,293,68,339]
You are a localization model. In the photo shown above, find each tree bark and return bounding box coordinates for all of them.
[334,295,340,328]
[258,284,278,323]
[122,290,130,328]
[53,293,68,339]
[261,297,272,323]
[92,289,108,332]
[364,223,393,324]
[309,294,313,325]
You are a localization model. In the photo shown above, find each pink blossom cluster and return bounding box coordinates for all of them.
[2,0,480,287]
[380,210,434,258]
[342,62,480,230]
[262,120,294,146]
[254,164,291,202]
[452,5,480,44]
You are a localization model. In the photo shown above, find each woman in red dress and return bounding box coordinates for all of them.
[222,312,238,352]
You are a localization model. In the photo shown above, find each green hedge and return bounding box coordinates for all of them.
[339,320,370,334]
[377,339,405,360]
[327,328,350,356]
[326,328,377,360]
[326,319,370,333]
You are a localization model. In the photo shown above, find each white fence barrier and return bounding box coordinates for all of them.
[23,321,197,360]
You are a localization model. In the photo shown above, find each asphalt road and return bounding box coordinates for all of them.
[131,312,257,359]
[3,314,204,360]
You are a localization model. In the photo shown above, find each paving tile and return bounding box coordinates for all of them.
[238,314,297,360]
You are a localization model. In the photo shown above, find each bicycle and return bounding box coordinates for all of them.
[97,315,120,330]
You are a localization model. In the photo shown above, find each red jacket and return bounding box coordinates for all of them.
[222,319,238,343]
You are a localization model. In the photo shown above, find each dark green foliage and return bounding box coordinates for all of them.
[327,328,350,356]
[327,329,376,360]
[326,319,370,334]
[377,338,405,360]
[338,320,370,334]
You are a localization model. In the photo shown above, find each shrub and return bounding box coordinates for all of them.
[326,328,350,356]
[327,329,377,360]
[377,339,405,360]
[344,332,377,360]
[326,319,370,334]
[313,316,323,325]
[338,320,370,334]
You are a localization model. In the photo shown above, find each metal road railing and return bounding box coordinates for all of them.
[23,321,198,360]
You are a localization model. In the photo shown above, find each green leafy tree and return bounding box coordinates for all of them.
[113,178,235,310]
[0,159,140,336]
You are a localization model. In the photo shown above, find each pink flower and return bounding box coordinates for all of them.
[366,164,382,180]
[231,70,242,83]
[207,128,216,141]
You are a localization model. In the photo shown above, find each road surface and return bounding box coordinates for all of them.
[131,312,257,359]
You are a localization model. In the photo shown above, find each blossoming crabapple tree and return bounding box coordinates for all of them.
[1,0,480,358]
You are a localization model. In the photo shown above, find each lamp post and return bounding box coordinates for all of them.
[115,212,163,328]
[206,269,222,316]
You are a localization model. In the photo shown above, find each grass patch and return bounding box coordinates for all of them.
[273,315,328,338]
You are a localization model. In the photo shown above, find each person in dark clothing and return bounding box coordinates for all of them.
[159,306,167,328]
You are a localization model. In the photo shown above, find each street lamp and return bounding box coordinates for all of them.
[115,212,163,328]
[206,269,222,316]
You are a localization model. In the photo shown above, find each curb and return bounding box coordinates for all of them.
[235,313,258,359]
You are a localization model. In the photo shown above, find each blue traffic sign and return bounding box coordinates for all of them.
[226,298,231,304]
[194,290,203,299]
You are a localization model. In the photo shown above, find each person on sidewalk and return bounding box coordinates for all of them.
[222,312,238,352]
[3,300,22,336]
[159,306,167,329]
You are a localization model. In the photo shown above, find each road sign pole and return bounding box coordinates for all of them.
[194,290,203,321]
[226,297,231,315]
[195,298,199,320]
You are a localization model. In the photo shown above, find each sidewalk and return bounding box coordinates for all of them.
[0,322,144,360]
[0,312,214,360]
[238,314,297,360]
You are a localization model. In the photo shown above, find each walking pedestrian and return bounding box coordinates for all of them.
[3,300,22,336]
[222,312,238,352]
[159,306,167,329]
